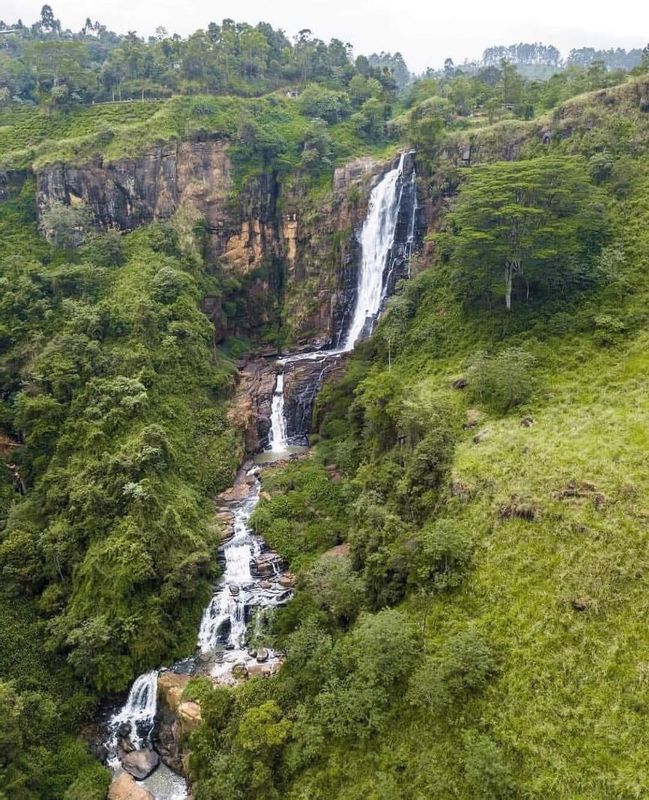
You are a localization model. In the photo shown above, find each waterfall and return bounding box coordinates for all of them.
[265,152,417,449]
[342,152,407,351]
[406,168,418,279]
[106,670,158,758]
[268,371,288,451]
[197,480,266,655]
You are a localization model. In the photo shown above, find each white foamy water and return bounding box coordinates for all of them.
[268,371,288,452]
[342,153,406,351]
[105,670,158,767]
[104,153,415,800]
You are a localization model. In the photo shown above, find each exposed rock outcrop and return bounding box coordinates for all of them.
[155,672,191,774]
[35,144,422,347]
[120,748,160,780]
[108,771,154,800]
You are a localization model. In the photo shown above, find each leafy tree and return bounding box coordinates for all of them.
[444,157,606,310]
[412,519,472,591]
[297,83,349,123]
[40,202,92,250]
[408,629,496,711]
[302,554,365,625]
[352,97,387,142]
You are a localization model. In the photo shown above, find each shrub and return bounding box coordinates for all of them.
[298,84,350,123]
[40,201,93,249]
[412,519,472,591]
[302,554,365,626]
[408,628,496,711]
[462,731,515,799]
[467,347,536,413]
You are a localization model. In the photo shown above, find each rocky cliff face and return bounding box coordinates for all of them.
[35,141,413,347]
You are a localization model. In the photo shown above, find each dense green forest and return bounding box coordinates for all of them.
[1,6,649,799]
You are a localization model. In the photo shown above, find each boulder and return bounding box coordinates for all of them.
[120,748,160,780]
[118,736,136,753]
[248,661,281,678]
[157,672,190,714]
[232,663,249,680]
[178,701,202,737]
[256,648,269,663]
[253,553,283,577]
[463,409,480,430]
[278,573,295,588]
[108,772,154,800]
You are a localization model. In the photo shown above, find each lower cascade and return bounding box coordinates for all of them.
[104,151,417,798]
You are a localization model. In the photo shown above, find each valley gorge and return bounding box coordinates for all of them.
[3,23,649,798]
[95,147,420,799]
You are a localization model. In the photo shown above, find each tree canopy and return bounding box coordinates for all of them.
[443,156,607,310]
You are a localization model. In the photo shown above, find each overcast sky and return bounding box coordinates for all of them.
[4,0,649,72]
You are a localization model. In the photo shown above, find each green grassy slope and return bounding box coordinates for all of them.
[212,80,649,800]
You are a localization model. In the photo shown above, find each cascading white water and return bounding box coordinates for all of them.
[197,479,279,658]
[106,670,158,760]
[265,153,414,452]
[405,168,418,279]
[102,153,415,800]
[342,153,406,351]
[268,371,288,451]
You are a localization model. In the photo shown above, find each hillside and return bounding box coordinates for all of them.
[1,31,649,799]
[205,76,649,799]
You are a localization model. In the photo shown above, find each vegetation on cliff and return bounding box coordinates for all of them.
[0,181,240,796]
[1,10,649,797]
[181,77,649,800]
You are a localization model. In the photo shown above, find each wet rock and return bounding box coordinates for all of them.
[248,662,281,678]
[278,573,295,588]
[228,360,278,453]
[259,580,272,589]
[118,736,136,753]
[282,355,345,442]
[253,553,283,578]
[120,748,160,780]
[116,722,132,739]
[256,648,269,663]
[108,771,154,800]
[229,584,240,596]
[232,663,249,680]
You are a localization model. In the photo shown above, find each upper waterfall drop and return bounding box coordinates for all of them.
[268,371,288,451]
[342,152,408,352]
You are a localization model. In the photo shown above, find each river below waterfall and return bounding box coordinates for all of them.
[101,150,417,799]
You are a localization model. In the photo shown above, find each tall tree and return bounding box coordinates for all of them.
[443,157,606,310]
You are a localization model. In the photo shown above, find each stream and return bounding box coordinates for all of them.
[102,150,417,799]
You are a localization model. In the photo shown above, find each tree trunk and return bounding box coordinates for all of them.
[504,262,513,311]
